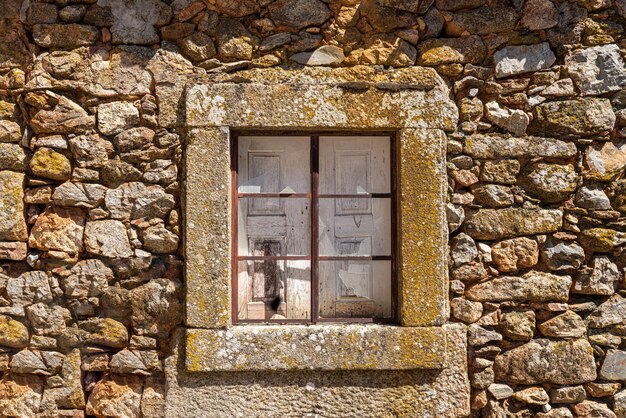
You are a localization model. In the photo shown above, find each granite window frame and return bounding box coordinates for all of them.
[183,67,457,372]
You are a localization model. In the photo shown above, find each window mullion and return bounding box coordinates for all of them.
[311,135,320,323]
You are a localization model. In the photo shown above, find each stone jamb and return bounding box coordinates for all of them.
[184,68,456,372]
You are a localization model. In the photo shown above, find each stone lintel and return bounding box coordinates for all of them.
[185,69,458,132]
[186,325,447,372]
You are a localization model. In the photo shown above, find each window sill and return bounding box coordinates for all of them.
[186,325,446,372]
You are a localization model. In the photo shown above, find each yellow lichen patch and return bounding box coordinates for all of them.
[0,315,29,348]
[398,129,448,326]
[0,100,16,119]
[579,228,625,253]
[0,170,27,241]
[29,147,71,181]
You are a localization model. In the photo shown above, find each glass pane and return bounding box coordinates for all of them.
[319,136,390,195]
[318,261,391,319]
[238,198,311,256]
[237,260,311,321]
[238,136,310,194]
[319,198,391,256]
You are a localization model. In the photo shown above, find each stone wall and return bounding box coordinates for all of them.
[0,0,625,417]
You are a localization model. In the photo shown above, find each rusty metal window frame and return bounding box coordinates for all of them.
[231,131,398,325]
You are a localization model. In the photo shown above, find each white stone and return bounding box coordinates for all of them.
[469,324,502,346]
[97,101,140,136]
[290,46,346,66]
[450,233,478,266]
[5,271,52,309]
[587,295,626,329]
[143,159,177,185]
[485,101,530,136]
[565,44,626,96]
[541,78,575,97]
[573,256,620,296]
[575,185,611,210]
[110,350,151,375]
[64,259,113,299]
[446,203,465,233]
[494,42,556,78]
[84,220,133,258]
[68,134,113,168]
[488,383,514,400]
[450,297,483,323]
[541,238,585,271]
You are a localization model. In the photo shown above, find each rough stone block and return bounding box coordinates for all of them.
[28,207,85,254]
[97,101,140,136]
[446,6,518,36]
[0,376,43,417]
[599,349,626,381]
[463,208,563,240]
[0,171,27,241]
[494,43,556,78]
[0,241,27,260]
[84,220,133,258]
[30,95,94,134]
[532,98,615,137]
[417,36,486,66]
[466,271,571,303]
[464,135,577,159]
[0,120,20,142]
[494,339,596,385]
[565,44,626,96]
[32,24,99,48]
[0,143,28,171]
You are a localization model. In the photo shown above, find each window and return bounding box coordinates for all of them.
[232,134,396,323]
[184,70,454,372]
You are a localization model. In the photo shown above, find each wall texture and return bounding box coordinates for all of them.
[0,0,625,417]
